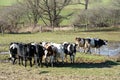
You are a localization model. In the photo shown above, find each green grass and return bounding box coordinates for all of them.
[0,29,120,80]
[0,60,120,80]
[0,0,112,26]
[0,29,120,52]
[0,0,17,6]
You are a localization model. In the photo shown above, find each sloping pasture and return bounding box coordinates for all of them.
[0,30,120,80]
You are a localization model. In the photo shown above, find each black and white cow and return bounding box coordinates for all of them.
[63,42,77,63]
[9,42,46,67]
[25,43,36,67]
[85,38,108,54]
[50,42,65,64]
[9,42,19,64]
[75,37,108,54]
[30,42,45,67]
[9,42,29,66]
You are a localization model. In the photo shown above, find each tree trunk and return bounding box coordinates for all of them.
[85,0,89,10]
[1,26,4,36]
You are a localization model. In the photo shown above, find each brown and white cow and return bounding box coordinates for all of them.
[75,37,108,54]
[43,43,57,67]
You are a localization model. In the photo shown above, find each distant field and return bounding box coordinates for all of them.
[0,0,111,25]
[0,1,119,80]
[0,28,120,52]
[0,0,17,6]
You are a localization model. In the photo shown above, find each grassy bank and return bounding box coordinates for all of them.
[0,0,17,6]
[0,56,120,80]
[0,30,120,80]
[0,29,120,52]
[0,51,120,80]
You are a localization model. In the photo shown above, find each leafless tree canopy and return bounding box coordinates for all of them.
[0,0,120,33]
[0,3,26,33]
[73,0,120,29]
[39,0,72,27]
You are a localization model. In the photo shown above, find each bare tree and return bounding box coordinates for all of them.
[112,0,120,8]
[39,0,72,30]
[85,0,89,10]
[23,0,43,28]
[0,4,26,33]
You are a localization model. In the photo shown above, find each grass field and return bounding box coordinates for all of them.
[0,28,120,52]
[0,1,120,80]
[0,61,120,80]
[0,29,120,80]
[0,0,17,6]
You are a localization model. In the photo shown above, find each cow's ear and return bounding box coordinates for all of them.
[75,37,78,40]
[40,42,42,44]
[10,42,13,45]
[75,43,78,46]
[106,40,108,42]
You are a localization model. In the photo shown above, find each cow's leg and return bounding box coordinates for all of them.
[88,47,91,54]
[85,46,91,54]
[73,53,75,63]
[70,55,72,63]
[61,53,65,64]
[34,54,38,66]
[12,58,16,65]
[29,58,32,67]
[70,54,74,63]
[50,56,54,67]
[98,48,100,55]
[24,57,27,67]
[39,57,43,67]
[95,48,97,54]
[21,57,24,66]
[37,58,39,66]
[83,48,85,53]
[18,56,21,65]
[45,57,48,67]
[65,54,68,63]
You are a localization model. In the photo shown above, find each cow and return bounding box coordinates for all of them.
[75,37,108,54]
[9,42,28,66]
[75,37,86,52]
[50,42,65,64]
[25,43,36,67]
[63,42,77,63]
[9,42,19,64]
[85,38,108,54]
[30,42,45,67]
[44,43,57,67]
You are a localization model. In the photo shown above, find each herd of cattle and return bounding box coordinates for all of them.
[9,37,107,67]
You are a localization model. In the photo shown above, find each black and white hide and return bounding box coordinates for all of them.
[9,42,28,67]
[63,42,77,63]
[9,42,19,64]
[30,43,45,67]
[85,38,108,54]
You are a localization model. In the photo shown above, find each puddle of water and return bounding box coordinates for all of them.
[94,46,120,56]
[78,42,120,56]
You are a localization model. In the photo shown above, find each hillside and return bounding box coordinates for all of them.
[0,0,17,6]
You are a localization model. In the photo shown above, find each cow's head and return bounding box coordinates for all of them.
[104,40,108,45]
[43,45,53,59]
[75,37,85,47]
[75,37,81,43]
[9,43,19,64]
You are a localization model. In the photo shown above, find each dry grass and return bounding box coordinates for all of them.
[0,53,120,80]
[0,27,120,80]
[0,62,120,80]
